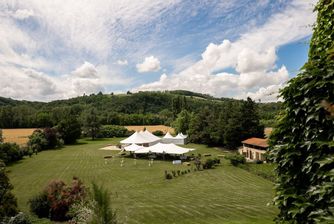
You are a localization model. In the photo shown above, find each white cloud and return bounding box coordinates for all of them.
[0,62,131,101]
[135,0,316,102]
[136,56,161,73]
[71,61,98,78]
[117,59,128,66]
[12,9,34,20]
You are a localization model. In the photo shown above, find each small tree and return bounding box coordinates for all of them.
[83,109,101,140]
[172,110,192,134]
[28,130,48,153]
[90,183,117,224]
[57,116,81,144]
[0,160,19,220]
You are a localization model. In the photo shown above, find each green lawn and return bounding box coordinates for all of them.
[8,138,277,224]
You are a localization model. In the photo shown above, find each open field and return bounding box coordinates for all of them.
[125,125,175,134]
[1,128,37,146]
[8,138,276,224]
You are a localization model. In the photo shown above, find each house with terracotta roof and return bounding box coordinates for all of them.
[238,137,269,161]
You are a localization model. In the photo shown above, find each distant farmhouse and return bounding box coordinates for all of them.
[238,137,269,161]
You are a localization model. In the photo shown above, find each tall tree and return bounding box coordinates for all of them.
[57,115,81,144]
[0,160,18,220]
[83,108,101,140]
[239,97,264,141]
[270,1,334,223]
[172,110,192,134]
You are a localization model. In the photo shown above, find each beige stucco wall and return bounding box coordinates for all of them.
[238,146,266,161]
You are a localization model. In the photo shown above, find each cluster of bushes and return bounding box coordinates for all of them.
[152,130,164,136]
[225,154,246,166]
[164,169,192,180]
[0,143,26,164]
[202,158,220,169]
[28,128,63,154]
[29,178,118,223]
[29,177,86,221]
[95,125,132,138]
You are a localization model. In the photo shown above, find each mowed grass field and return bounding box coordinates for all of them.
[8,138,277,224]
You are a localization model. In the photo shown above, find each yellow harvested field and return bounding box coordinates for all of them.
[125,125,174,134]
[1,128,37,146]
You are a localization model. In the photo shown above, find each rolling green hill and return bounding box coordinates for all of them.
[0,90,281,128]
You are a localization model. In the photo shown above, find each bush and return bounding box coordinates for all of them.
[8,212,32,224]
[255,160,263,164]
[203,159,215,169]
[29,192,50,218]
[226,154,246,166]
[97,125,129,138]
[152,130,164,136]
[28,128,62,153]
[166,173,173,179]
[29,177,86,221]
[0,143,24,164]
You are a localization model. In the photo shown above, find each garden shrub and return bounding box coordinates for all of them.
[152,130,164,136]
[203,159,215,169]
[29,192,50,218]
[28,128,62,154]
[226,154,246,166]
[97,125,129,138]
[0,143,24,164]
[8,212,32,224]
[29,177,86,221]
[0,160,19,220]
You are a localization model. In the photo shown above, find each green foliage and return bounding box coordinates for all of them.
[0,91,279,128]
[28,128,62,153]
[29,177,86,221]
[57,116,81,144]
[172,110,192,134]
[202,159,216,169]
[152,130,164,136]
[90,182,117,224]
[0,160,19,220]
[97,125,129,138]
[82,108,101,140]
[0,143,24,164]
[8,212,32,224]
[270,1,334,223]
[28,192,50,218]
[226,154,246,166]
[224,98,264,149]
[0,129,3,143]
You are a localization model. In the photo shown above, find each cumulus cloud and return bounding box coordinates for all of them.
[12,9,34,20]
[136,56,161,73]
[135,0,316,102]
[71,61,98,78]
[117,59,128,66]
[0,61,131,101]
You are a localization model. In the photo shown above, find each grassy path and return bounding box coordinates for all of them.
[8,138,277,223]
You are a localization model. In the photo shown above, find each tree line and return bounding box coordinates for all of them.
[0,91,281,129]
[172,97,264,149]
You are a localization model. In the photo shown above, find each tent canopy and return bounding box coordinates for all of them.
[163,132,174,139]
[120,131,160,144]
[134,143,195,155]
[124,143,144,152]
[120,132,150,144]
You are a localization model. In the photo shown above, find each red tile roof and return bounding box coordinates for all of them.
[242,138,269,148]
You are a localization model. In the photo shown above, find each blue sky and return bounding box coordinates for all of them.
[0,0,316,101]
